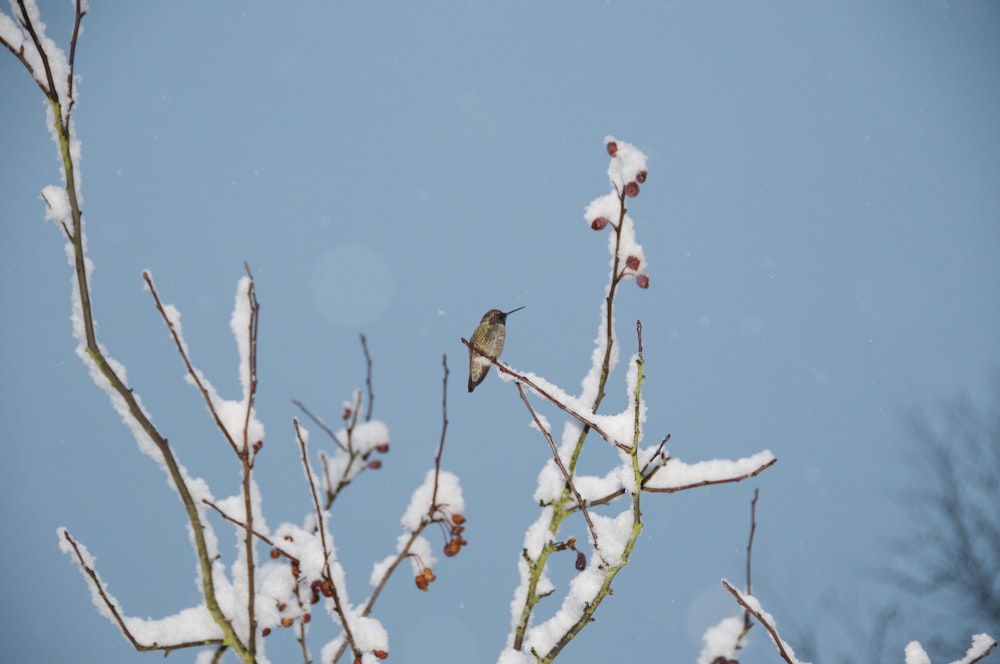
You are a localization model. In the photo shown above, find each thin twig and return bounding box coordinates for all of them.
[516,382,601,553]
[429,355,449,512]
[360,334,374,422]
[744,488,759,636]
[60,530,226,653]
[292,400,346,452]
[203,500,289,557]
[143,272,240,455]
[15,0,58,99]
[642,457,777,493]
[461,338,627,451]
[293,419,359,659]
[238,268,260,657]
[66,0,85,114]
[722,580,798,664]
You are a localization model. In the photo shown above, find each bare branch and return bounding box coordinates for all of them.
[360,334,374,422]
[60,530,226,654]
[643,457,777,493]
[293,419,360,659]
[292,400,347,452]
[516,382,601,553]
[461,338,627,451]
[722,580,801,664]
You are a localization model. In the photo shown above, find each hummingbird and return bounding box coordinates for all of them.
[467,306,525,393]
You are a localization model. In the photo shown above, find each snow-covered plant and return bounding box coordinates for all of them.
[2,3,464,663]
[464,137,776,663]
[4,3,995,664]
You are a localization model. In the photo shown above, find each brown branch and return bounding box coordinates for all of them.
[15,0,58,99]
[203,500,291,558]
[238,265,260,658]
[292,400,346,452]
[515,382,601,553]
[360,334,374,422]
[744,488,759,636]
[592,187,629,414]
[642,457,777,493]
[66,0,85,114]
[429,354,449,513]
[60,529,226,653]
[293,418,359,659]
[722,580,798,664]
[143,272,240,455]
[460,338,627,451]
[968,639,997,664]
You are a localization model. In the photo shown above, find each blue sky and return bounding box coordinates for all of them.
[1,2,998,663]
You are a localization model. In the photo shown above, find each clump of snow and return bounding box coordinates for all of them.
[497,648,532,664]
[583,192,620,229]
[124,605,224,645]
[696,616,743,664]
[271,522,331,581]
[533,461,566,504]
[604,136,648,192]
[572,467,623,502]
[591,511,635,563]
[400,469,464,531]
[346,420,389,455]
[522,507,555,559]
[644,450,776,491]
[41,184,71,228]
[319,612,388,663]
[904,642,931,664]
[615,214,647,275]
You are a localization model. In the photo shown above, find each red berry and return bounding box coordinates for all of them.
[591,217,609,231]
[636,274,650,289]
[625,255,640,271]
[367,459,382,470]
[575,551,586,570]
[625,181,640,197]
[375,443,390,454]
[451,513,466,525]
[374,650,389,660]
[606,141,618,157]
[269,548,280,559]
[262,627,271,637]
[281,617,294,628]
[302,613,311,624]
[415,575,429,591]
[635,170,647,183]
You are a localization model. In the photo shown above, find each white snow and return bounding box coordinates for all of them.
[604,135,648,192]
[904,642,932,664]
[400,469,464,531]
[643,450,776,491]
[124,605,223,645]
[696,615,743,664]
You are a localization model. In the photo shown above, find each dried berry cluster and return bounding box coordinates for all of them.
[415,512,468,591]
